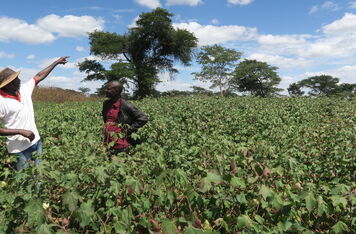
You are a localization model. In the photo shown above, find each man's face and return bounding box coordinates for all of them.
[105,82,119,99]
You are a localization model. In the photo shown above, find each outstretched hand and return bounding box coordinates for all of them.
[56,56,69,65]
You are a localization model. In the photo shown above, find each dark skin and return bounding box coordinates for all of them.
[105,81,123,102]
[0,56,69,141]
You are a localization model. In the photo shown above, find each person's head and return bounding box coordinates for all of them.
[0,68,21,94]
[105,80,124,99]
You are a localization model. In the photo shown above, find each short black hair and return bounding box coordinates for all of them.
[106,80,124,94]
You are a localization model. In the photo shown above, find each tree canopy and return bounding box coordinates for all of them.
[298,75,339,96]
[192,44,241,96]
[287,83,304,97]
[79,8,198,98]
[230,59,282,97]
[287,75,355,98]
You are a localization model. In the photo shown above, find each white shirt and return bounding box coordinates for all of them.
[0,78,40,153]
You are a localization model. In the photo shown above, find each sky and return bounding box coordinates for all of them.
[1,0,356,95]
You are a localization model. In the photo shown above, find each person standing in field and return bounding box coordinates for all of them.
[0,56,69,170]
[103,81,148,154]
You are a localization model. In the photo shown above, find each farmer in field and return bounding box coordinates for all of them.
[103,81,148,154]
[0,56,69,170]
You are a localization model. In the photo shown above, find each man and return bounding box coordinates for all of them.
[0,56,69,170]
[102,81,148,154]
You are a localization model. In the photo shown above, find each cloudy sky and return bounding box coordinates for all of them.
[1,0,356,94]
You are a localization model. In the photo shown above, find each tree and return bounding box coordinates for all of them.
[230,59,282,97]
[191,86,213,95]
[78,87,91,96]
[334,83,356,98]
[79,8,197,98]
[287,83,304,97]
[192,44,241,96]
[298,75,339,96]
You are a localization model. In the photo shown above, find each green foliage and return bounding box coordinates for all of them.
[0,97,354,232]
[193,44,242,96]
[78,59,106,81]
[288,75,356,97]
[288,82,304,97]
[334,83,356,98]
[79,8,198,98]
[191,86,214,95]
[78,87,90,95]
[298,75,339,96]
[231,59,282,97]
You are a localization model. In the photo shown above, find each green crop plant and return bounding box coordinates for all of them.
[0,96,354,233]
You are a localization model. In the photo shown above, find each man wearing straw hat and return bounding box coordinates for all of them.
[0,56,69,170]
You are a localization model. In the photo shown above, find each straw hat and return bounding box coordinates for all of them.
[0,68,20,88]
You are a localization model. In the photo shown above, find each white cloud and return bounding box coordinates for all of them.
[134,0,161,8]
[321,1,339,11]
[166,0,203,6]
[37,14,104,37]
[254,13,356,60]
[174,22,257,46]
[9,65,101,93]
[349,1,356,9]
[310,2,338,14]
[211,18,219,25]
[0,15,104,44]
[76,46,85,52]
[227,0,254,6]
[247,53,314,70]
[128,16,140,28]
[309,5,319,14]
[156,78,212,92]
[46,76,73,83]
[278,75,296,90]
[40,74,89,91]
[112,14,123,24]
[302,65,356,84]
[258,34,309,46]
[0,51,15,59]
[0,17,55,44]
[7,67,41,83]
[255,34,315,58]
[26,54,36,60]
[38,57,77,69]
[322,13,356,35]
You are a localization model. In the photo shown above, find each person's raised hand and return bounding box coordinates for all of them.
[57,56,69,65]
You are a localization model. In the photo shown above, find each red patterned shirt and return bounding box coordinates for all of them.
[104,99,129,149]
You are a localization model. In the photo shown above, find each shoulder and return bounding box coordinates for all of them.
[21,78,36,91]
[120,98,133,109]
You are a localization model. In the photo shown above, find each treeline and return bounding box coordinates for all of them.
[78,7,355,99]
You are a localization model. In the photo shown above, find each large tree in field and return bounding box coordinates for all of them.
[79,8,197,98]
[230,59,282,97]
[192,44,241,96]
[297,75,339,96]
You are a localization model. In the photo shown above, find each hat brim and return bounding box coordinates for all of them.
[0,71,20,88]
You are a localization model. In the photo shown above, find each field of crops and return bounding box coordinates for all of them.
[0,96,355,233]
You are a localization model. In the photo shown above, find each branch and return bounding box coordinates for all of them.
[123,52,132,63]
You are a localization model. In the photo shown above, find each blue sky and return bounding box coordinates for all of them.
[1,0,356,94]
